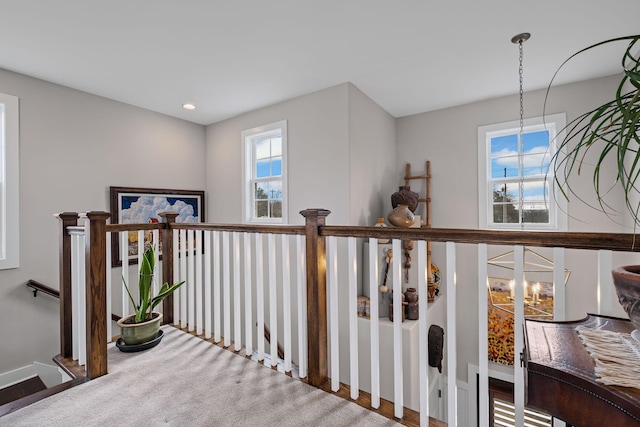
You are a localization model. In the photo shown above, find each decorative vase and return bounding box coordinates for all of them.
[391,186,419,213]
[611,266,640,337]
[388,204,415,227]
[427,284,437,303]
[374,217,390,244]
[404,287,419,320]
[357,296,370,317]
[117,312,163,345]
[389,290,406,322]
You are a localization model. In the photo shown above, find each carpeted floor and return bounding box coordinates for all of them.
[0,326,399,426]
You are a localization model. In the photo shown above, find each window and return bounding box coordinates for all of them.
[242,120,287,223]
[478,113,567,231]
[0,93,19,269]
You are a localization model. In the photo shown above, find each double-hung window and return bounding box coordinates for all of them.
[478,113,567,231]
[242,120,287,223]
[0,93,19,269]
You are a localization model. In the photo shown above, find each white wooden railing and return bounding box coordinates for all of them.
[57,210,638,426]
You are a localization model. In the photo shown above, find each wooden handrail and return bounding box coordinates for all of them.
[26,280,59,298]
[320,225,640,252]
[169,222,305,236]
[113,218,640,253]
[105,221,305,236]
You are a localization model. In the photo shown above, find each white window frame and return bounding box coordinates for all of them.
[0,93,19,269]
[241,120,288,224]
[478,113,567,231]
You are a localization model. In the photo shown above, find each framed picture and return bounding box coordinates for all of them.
[109,186,205,267]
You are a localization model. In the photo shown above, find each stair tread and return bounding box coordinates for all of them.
[0,376,47,406]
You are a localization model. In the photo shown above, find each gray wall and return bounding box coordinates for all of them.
[0,68,206,374]
[347,83,397,225]
[205,82,396,226]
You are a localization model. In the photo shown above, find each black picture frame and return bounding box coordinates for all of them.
[109,186,205,267]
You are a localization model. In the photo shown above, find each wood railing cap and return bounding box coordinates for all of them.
[84,211,112,220]
[300,209,332,218]
[55,212,79,220]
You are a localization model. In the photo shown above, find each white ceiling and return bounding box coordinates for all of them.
[1,1,639,125]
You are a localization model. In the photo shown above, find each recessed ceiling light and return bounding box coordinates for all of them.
[182,103,196,110]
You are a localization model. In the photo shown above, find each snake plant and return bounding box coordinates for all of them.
[123,246,185,323]
[547,35,640,225]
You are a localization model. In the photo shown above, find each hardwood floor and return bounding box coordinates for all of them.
[0,377,47,406]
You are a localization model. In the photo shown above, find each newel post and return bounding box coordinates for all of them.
[158,212,178,324]
[57,212,79,359]
[84,211,111,379]
[300,208,331,387]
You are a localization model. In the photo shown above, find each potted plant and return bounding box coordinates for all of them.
[547,35,640,332]
[548,35,640,224]
[116,245,185,346]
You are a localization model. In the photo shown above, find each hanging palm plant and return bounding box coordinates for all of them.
[547,35,640,224]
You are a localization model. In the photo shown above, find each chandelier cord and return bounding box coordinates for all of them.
[512,32,530,230]
[519,38,525,230]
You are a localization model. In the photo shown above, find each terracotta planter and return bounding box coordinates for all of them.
[117,312,163,345]
[611,266,640,331]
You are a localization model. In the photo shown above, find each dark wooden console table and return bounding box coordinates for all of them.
[524,314,640,426]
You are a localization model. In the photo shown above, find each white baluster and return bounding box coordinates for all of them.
[213,230,221,343]
[78,233,86,368]
[514,245,525,427]
[233,232,241,350]
[223,231,231,347]
[392,238,403,418]
[478,243,489,427]
[172,229,180,324]
[418,240,429,426]
[297,235,307,378]
[268,233,278,367]
[553,248,565,321]
[282,234,292,372]
[179,229,187,329]
[348,237,359,399]
[368,238,380,409]
[256,233,265,361]
[204,230,212,339]
[120,231,130,318]
[195,230,203,335]
[598,250,613,315]
[106,232,112,342]
[244,233,253,357]
[152,229,160,308]
[188,229,195,332]
[328,236,340,392]
[446,241,457,425]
